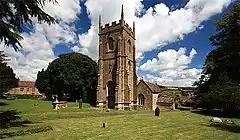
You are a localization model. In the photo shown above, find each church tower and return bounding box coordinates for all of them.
[97,5,137,110]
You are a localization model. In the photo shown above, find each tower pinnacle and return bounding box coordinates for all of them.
[99,14,101,28]
[121,4,124,20]
[133,21,135,35]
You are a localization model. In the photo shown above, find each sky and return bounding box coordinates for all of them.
[0,0,237,87]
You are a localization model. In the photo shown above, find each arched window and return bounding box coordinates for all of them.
[138,94,145,106]
[127,40,131,53]
[108,37,114,50]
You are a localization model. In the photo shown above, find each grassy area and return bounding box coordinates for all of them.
[0,99,92,114]
[1,99,240,140]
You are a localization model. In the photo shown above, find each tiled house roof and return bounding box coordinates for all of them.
[18,81,35,87]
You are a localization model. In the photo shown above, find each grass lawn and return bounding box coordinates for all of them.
[1,99,240,140]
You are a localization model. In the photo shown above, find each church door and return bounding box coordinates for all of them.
[107,81,115,109]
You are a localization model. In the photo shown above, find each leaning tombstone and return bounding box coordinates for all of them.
[155,106,160,116]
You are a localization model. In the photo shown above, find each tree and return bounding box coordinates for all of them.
[35,52,98,106]
[194,2,240,114]
[35,69,51,98]
[0,0,57,50]
[0,51,19,95]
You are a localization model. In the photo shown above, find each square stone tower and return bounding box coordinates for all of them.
[97,5,137,110]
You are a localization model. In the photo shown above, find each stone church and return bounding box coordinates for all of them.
[96,6,173,110]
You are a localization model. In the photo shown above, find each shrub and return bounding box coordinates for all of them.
[10,94,44,100]
[0,110,20,129]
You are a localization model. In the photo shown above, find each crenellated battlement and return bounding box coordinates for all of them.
[100,20,134,36]
[100,20,120,30]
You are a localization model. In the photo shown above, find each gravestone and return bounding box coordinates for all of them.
[79,99,83,109]
[210,117,222,123]
[155,106,160,116]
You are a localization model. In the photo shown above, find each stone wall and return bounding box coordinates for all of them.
[152,94,158,110]
[97,12,137,110]
[136,81,153,110]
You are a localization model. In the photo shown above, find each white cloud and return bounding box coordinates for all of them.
[43,0,81,23]
[77,0,231,86]
[143,74,199,87]
[79,0,231,59]
[140,47,196,73]
[0,0,81,81]
[0,0,233,85]
[139,47,202,87]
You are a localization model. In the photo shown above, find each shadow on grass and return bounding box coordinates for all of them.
[0,110,50,139]
[0,110,41,129]
[0,102,8,106]
[209,123,240,133]
[191,110,240,118]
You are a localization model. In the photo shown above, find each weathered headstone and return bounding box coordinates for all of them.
[210,117,222,123]
[79,99,83,109]
[155,106,160,116]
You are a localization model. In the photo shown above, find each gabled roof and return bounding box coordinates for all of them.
[138,79,166,93]
[145,81,163,92]
[18,81,35,87]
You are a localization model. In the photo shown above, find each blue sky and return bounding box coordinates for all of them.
[0,0,236,87]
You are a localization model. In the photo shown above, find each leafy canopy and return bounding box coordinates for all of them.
[0,51,19,94]
[0,0,57,50]
[35,52,98,106]
[194,2,240,115]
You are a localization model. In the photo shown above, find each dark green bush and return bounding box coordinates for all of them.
[10,94,44,100]
[0,110,20,128]
[0,125,53,139]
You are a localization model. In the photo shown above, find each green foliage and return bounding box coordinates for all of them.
[198,72,240,113]
[35,69,50,98]
[0,51,19,95]
[194,2,240,115]
[10,94,44,100]
[0,0,57,50]
[0,110,20,128]
[35,52,98,106]
[0,125,53,139]
[0,99,92,115]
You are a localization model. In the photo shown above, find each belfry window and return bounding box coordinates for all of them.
[128,40,131,53]
[138,94,145,106]
[108,37,114,50]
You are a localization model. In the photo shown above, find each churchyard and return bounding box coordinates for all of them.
[1,99,240,140]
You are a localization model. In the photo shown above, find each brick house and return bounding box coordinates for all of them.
[136,79,174,110]
[10,81,40,96]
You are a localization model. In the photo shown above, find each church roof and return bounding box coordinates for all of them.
[145,81,163,92]
[138,79,166,93]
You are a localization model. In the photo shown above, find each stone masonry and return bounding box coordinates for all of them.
[96,5,138,110]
